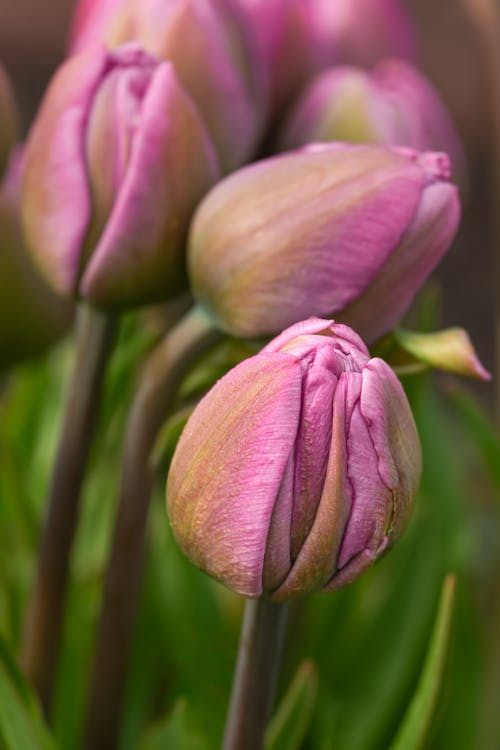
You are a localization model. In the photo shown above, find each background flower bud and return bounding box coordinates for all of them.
[188,143,460,343]
[0,148,72,368]
[278,59,465,182]
[0,64,20,179]
[22,43,220,309]
[167,318,421,600]
[76,0,267,172]
[310,0,417,69]
[237,0,314,115]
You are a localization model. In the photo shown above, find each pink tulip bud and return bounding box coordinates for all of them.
[0,64,20,180]
[0,148,72,368]
[188,143,460,344]
[22,43,220,309]
[310,0,417,69]
[278,59,465,182]
[70,0,266,172]
[167,317,421,599]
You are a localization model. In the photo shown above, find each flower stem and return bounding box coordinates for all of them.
[84,305,221,750]
[222,598,289,750]
[21,304,116,713]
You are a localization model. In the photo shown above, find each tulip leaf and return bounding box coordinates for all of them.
[0,636,55,750]
[139,699,205,750]
[393,328,489,380]
[388,575,456,750]
[265,660,318,750]
[445,384,500,489]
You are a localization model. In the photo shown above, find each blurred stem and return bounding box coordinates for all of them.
[461,0,500,424]
[21,304,116,713]
[223,598,289,750]
[84,305,221,750]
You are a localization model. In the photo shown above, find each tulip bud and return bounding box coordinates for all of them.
[0,148,72,368]
[167,317,421,599]
[310,0,417,69]
[72,0,266,172]
[278,60,465,181]
[0,64,20,179]
[237,0,314,114]
[22,43,219,309]
[189,143,460,344]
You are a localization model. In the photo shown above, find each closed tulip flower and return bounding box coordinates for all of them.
[189,143,460,344]
[23,43,219,309]
[310,0,417,69]
[279,59,465,180]
[167,317,421,599]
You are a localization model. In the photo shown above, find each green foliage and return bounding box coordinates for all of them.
[389,576,456,750]
[265,661,318,750]
[0,636,55,750]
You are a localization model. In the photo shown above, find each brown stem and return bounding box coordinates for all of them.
[84,305,221,750]
[222,598,289,750]
[21,304,116,713]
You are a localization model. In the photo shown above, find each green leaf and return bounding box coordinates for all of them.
[0,636,55,750]
[393,328,489,380]
[265,660,318,750]
[445,385,500,489]
[389,575,456,750]
[139,699,205,750]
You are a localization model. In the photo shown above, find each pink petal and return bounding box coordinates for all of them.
[167,352,302,598]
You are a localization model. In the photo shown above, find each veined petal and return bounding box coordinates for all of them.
[269,373,352,600]
[167,352,302,597]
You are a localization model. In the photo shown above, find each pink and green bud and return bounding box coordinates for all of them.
[0,64,20,180]
[0,148,72,368]
[188,143,460,344]
[279,59,464,180]
[71,0,266,172]
[167,318,421,600]
[310,0,417,69]
[22,43,219,309]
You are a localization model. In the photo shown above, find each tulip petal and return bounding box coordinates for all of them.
[338,181,460,343]
[360,358,421,542]
[22,47,107,295]
[337,397,393,568]
[167,352,302,598]
[270,373,352,600]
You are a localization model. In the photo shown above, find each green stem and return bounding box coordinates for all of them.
[222,598,289,750]
[84,305,221,750]
[21,304,116,713]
